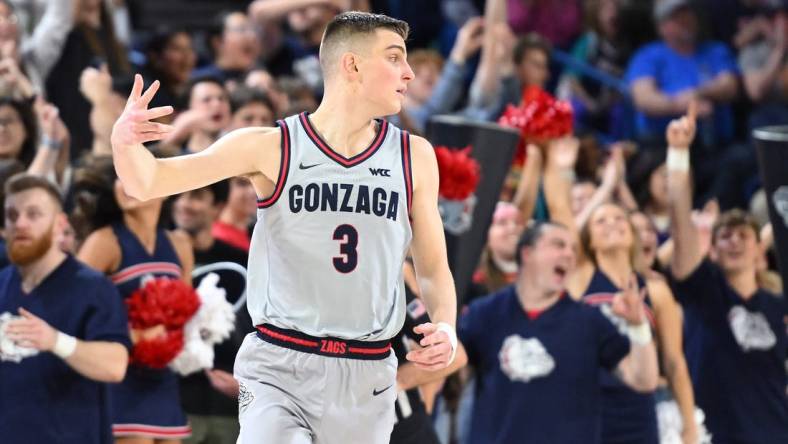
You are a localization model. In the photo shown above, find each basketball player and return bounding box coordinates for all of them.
[111,12,458,444]
[0,174,131,443]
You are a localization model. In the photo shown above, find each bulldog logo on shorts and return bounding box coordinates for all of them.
[728,305,776,351]
[238,381,254,414]
[498,335,555,383]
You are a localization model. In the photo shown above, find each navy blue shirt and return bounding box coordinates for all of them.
[459,286,631,444]
[671,260,788,444]
[0,256,131,444]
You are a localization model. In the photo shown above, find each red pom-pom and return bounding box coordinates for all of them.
[126,278,201,368]
[498,86,573,166]
[130,331,185,369]
[434,146,481,200]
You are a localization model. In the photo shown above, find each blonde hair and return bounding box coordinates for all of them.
[579,202,644,272]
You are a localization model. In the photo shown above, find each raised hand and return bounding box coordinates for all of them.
[406,322,455,370]
[666,100,698,149]
[0,57,34,98]
[35,100,68,146]
[611,275,647,326]
[80,64,113,105]
[450,17,484,64]
[547,136,580,171]
[111,74,175,147]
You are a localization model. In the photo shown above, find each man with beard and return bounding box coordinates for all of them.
[173,180,252,444]
[0,173,131,443]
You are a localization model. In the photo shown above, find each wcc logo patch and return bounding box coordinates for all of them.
[498,335,555,383]
[369,168,391,177]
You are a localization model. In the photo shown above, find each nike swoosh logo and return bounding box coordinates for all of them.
[372,385,393,396]
[299,162,322,170]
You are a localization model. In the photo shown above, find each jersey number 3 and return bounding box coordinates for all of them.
[333,224,358,273]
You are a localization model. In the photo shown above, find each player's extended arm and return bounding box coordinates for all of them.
[6,308,129,383]
[406,136,458,370]
[111,75,280,201]
[667,103,702,280]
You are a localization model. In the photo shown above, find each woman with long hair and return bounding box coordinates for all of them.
[470,202,524,300]
[566,202,698,444]
[74,155,194,444]
[46,0,130,159]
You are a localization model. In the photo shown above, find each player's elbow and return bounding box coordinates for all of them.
[121,177,158,202]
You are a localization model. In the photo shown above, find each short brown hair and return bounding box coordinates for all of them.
[320,12,409,74]
[513,32,551,65]
[712,209,760,244]
[4,173,63,209]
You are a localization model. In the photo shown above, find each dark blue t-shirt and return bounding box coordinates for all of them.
[459,286,630,444]
[671,260,788,444]
[0,256,131,444]
[625,41,737,145]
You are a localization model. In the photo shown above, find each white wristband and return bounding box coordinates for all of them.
[435,322,458,365]
[666,147,690,172]
[627,322,652,346]
[52,331,77,359]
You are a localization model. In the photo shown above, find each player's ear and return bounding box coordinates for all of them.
[340,51,361,80]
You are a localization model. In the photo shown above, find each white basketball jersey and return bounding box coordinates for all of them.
[246,112,413,340]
